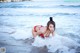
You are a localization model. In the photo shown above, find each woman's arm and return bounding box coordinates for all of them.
[44,30,50,37]
[52,31,55,36]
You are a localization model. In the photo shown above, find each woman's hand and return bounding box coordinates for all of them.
[44,30,50,37]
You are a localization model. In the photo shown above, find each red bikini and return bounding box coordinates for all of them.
[34,25,44,38]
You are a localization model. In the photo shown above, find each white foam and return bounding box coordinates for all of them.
[32,33,80,53]
[11,28,32,39]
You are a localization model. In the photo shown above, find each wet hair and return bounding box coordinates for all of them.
[47,17,55,30]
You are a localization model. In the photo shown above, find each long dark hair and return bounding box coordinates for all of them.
[47,17,55,30]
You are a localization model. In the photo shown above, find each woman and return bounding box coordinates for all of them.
[32,17,55,38]
[32,17,80,53]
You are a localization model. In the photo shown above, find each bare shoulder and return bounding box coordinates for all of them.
[44,26,47,30]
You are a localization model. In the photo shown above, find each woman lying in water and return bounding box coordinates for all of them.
[32,17,80,53]
[32,17,55,38]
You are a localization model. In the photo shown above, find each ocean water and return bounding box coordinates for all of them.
[0,1,80,53]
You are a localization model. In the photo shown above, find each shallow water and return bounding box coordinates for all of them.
[0,1,80,53]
